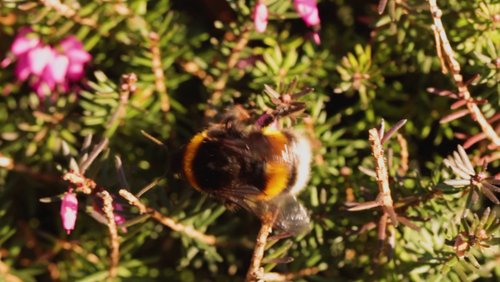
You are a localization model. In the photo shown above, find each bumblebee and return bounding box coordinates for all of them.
[182,117,312,235]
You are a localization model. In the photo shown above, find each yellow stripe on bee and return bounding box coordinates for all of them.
[183,131,207,192]
[259,161,289,200]
[259,129,290,200]
[262,127,288,154]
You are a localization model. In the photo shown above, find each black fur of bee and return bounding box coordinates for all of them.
[182,116,312,235]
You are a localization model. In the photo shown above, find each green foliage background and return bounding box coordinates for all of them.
[0,0,498,281]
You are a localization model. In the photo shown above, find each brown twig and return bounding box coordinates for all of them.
[245,218,274,282]
[104,73,136,138]
[0,153,62,183]
[149,32,170,112]
[347,120,411,251]
[205,24,251,118]
[396,133,409,176]
[118,189,217,245]
[98,191,120,280]
[38,0,97,28]
[58,240,100,264]
[431,25,447,74]
[428,0,500,147]
[79,138,109,175]
[369,128,398,225]
[260,265,325,281]
[179,60,213,85]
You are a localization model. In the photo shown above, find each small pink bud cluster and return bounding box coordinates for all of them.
[1,27,91,99]
[294,0,321,44]
[59,189,128,234]
[60,190,78,234]
[253,2,269,33]
[252,0,321,44]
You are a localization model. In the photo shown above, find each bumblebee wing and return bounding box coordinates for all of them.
[226,191,310,236]
[213,185,262,200]
[271,193,310,236]
[213,185,271,219]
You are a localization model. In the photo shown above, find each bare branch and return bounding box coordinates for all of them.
[245,218,274,282]
[149,32,170,112]
[396,133,409,176]
[428,0,500,147]
[39,0,97,28]
[205,24,251,118]
[260,266,325,282]
[381,119,407,144]
[118,189,217,245]
[79,138,109,175]
[97,190,120,280]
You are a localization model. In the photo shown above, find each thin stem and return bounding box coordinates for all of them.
[0,154,62,183]
[118,189,217,245]
[428,0,500,147]
[98,191,120,280]
[104,73,136,138]
[260,266,325,281]
[370,128,398,225]
[39,0,97,28]
[205,24,251,118]
[369,129,392,197]
[79,138,109,175]
[396,133,409,176]
[149,32,170,112]
[245,219,274,282]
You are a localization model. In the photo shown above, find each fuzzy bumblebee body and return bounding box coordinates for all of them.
[182,123,312,235]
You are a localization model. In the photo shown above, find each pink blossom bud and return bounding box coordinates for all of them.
[253,2,269,33]
[113,202,126,227]
[312,31,321,45]
[294,0,320,27]
[60,191,78,234]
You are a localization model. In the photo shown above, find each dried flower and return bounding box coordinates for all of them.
[443,145,500,205]
[60,190,78,234]
[253,2,269,33]
[453,232,469,258]
[451,208,497,259]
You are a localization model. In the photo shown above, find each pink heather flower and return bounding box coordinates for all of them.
[60,190,78,234]
[293,0,320,27]
[28,45,53,76]
[14,53,31,81]
[10,27,40,57]
[59,36,92,81]
[253,2,269,33]
[1,28,91,99]
[47,53,70,84]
